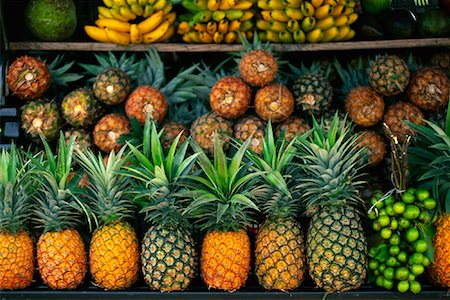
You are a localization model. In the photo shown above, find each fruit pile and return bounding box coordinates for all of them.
[85,0,176,45]
[177,0,256,43]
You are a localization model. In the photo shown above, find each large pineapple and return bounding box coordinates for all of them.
[61,88,101,127]
[255,83,294,123]
[124,119,197,292]
[31,134,88,289]
[161,122,189,150]
[275,116,310,141]
[356,130,386,166]
[76,147,139,290]
[383,102,424,141]
[295,115,368,292]
[210,76,252,119]
[247,122,306,291]
[234,115,266,155]
[0,144,34,290]
[21,99,61,140]
[407,67,449,111]
[184,136,260,291]
[93,67,131,105]
[429,51,450,77]
[125,85,168,125]
[191,112,233,155]
[345,87,384,128]
[93,113,131,153]
[369,55,410,96]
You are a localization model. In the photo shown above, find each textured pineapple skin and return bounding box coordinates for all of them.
[125,85,168,125]
[369,55,410,96]
[64,129,93,151]
[61,88,101,127]
[292,73,333,115]
[345,87,384,127]
[161,122,189,150]
[190,113,233,155]
[383,102,424,142]
[255,217,305,291]
[94,68,131,105]
[275,116,310,141]
[307,207,367,292]
[407,68,449,111]
[20,100,61,141]
[234,115,266,155]
[37,229,87,289]
[141,225,196,292]
[210,76,252,119]
[89,222,139,290]
[201,229,251,291]
[93,113,131,153]
[356,130,386,166]
[0,231,34,290]
[429,214,450,287]
[239,50,278,87]
[255,84,294,123]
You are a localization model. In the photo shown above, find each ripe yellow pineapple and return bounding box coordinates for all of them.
[255,83,294,123]
[210,76,252,119]
[0,145,34,290]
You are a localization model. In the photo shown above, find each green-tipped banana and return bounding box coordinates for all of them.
[212,10,226,22]
[240,19,254,31]
[182,0,208,12]
[279,30,293,43]
[191,10,212,24]
[130,3,144,15]
[293,29,305,43]
[301,16,316,32]
[225,10,244,21]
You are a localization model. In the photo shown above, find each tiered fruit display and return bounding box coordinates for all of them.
[85,0,176,45]
[257,0,359,43]
[178,0,256,43]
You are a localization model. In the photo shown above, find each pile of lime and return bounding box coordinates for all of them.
[367,188,437,294]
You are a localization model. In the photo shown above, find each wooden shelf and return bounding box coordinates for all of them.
[8,38,450,53]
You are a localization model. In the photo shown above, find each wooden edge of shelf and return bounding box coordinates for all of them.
[7,38,450,52]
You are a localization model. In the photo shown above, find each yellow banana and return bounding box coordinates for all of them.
[347,12,358,25]
[138,10,164,34]
[228,19,241,31]
[163,3,173,13]
[342,28,355,40]
[315,15,334,30]
[155,25,175,42]
[208,0,221,10]
[206,21,218,34]
[301,2,315,17]
[105,28,130,45]
[199,31,213,43]
[218,19,229,33]
[96,18,132,32]
[213,10,226,21]
[311,0,324,8]
[339,0,355,7]
[188,30,201,42]
[306,28,322,42]
[279,31,293,43]
[110,7,130,21]
[271,10,290,22]
[330,4,344,16]
[257,0,284,10]
[139,0,148,5]
[177,21,191,34]
[112,0,127,5]
[342,6,354,15]
[98,14,105,19]
[213,31,224,43]
[103,0,114,7]
[293,29,305,43]
[246,30,254,39]
[265,30,280,42]
[224,31,236,43]
[283,0,301,8]
[321,26,338,42]
[143,20,170,43]
[258,31,267,41]
[126,0,138,4]
[239,9,255,21]
[165,12,177,24]
[287,19,300,32]
[270,21,287,32]
[334,15,347,26]
[225,10,244,20]
[334,25,350,41]
[261,11,272,21]
[98,6,114,18]
[143,4,155,17]
[84,25,110,43]
[130,24,143,44]
[130,4,144,15]
[120,6,137,20]
[182,34,193,43]
[233,0,253,9]
[240,19,254,31]
[194,23,208,32]
[300,16,316,32]
[219,0,237,10]
[324,0,338,5]
[285,8,303,20]
[256,19,271,31]
[315,4,332,19]
[153,0,167,10]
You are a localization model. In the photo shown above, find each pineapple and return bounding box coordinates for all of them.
[93,68,131,105]
[295,115,368,292]
[427,108,448,131]
[210,76,252,119]
[64,129,93,151]
[7,56,50,100]
[407,67,449,111]
[255,83,294,123]
[61,88,101,127]
[247,122,306,291]
[31,134,88,289]
[429,51,450,77]
[123,119,197,291]
[184,136,260,291]
[290,62,333,116]
[275,116,310,141]
[76,148,139,290]
[0,144,34,290]
[234,115,266,155]
[93,113,131,153]
[21,99,61,140]
[190,112,233,155]
[345,86,385,127]
[383,102,424,141]
[161,122,189,150]
[356,130,386,166]
[125,85,168,125]
[369,55,410,96]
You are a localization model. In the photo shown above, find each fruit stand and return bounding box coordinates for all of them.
[0,0,450,299]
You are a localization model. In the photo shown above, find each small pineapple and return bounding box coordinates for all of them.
[93,68,131,105]
[275,116,310,141]
[76,148,139,290]
[0,145,34,290]
[64,129,93,151]
[369,55,410,96]
[210,76,252,119]
[61,88,101,127]
[345,86,385,127]
[93,113,131,153]
[429,51,450,77]
[7,56,51,100]
[234,115,266,155]
[32,134,88,289]
[21,99,61,140]
[190,112,233,155]
[356,130,386,166]
[255,83,294,123]
[407,67,449,111]
[125,85,168,125]
[383,102,424,141]
[161,122,189,150]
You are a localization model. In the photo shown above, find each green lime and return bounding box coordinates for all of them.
[362,0,392,14]
[416,188,430,201]
[386,256,398,267]
[374,270,380,276]
[383,267,395,280]
[371,197,384,209]
[395,267,409,281]
[414,240,428,253]
[419,211,431,223]
[423,198,437,210]
[408,274,416,281]
[407,187,417,194]
[389,234,400,246]
[376,275,384,287]
[406,227,420,242]
[373,221,382,231]
[402,192,415,204]
[378,264,386,272]
[381,228,392,239]
[422,257,431,267]
[386,205,395,216]
[404,205,421,220]
[378,215,390,227]
[368,210,378,220]
[385,195,395,205]
[410,253,424,265]
[389,245,400,256]
[369,259,379,270]
[390,218,398,230]
[397,280,409,293]
[393,202,406,215]
[398,217,410,229]
[397,251,407,263]
[409,281,421,294]
[369,246,378,257]
[379,209,387,216]
[383,278,394,290]
[411,264,425,276]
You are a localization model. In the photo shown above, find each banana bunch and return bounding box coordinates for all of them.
[256,0,358,43]
[178,0,256,43]
[84,0,176,45]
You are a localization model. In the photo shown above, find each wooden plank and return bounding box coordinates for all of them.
[8,38,450,53]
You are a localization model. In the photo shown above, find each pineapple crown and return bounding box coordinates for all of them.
[30,133,88,233]
[123,116,198,230]
[76,146,134,229]
[45,55,84,88]
[244,122,304,220]
[295,114,367,211]
[0,144,33,234]
[183,135,261,232]
[334,57,370,99]
[284,61,331,84]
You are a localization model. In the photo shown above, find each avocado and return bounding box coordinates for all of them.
[382,9,417,39]
[25,0,77,41]
[417,8,450,37]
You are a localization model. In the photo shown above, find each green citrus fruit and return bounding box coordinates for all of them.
[368,210,378,220]
[404,205,420,219]
[402,192,415,204]
[423,198,437,210]
[422,256,431,267]
[389,234,400,246]
[398,217,410,229]
[393,202,406,215]
[378,264,386,272]
[373,221,382,231]
[410,253,424,265]
[397,251,407,263]
[414,240,428,253]
[397,280,409,293]
[386,256,398,267]
[406,227,420,242]
[378,215,390,227]
[383,267,395,280]
[376,275,384,287]
[381,228,393,239]
[383,278,394,290]
[409,281,421,294]
[411,264,425,276]
[369,259,379,270]
[395,267,409,281]
[389,245,400,256]
[386,205,395,216]
[415,188,430,201]
[390,218,398,230]
[419,211,431,223]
